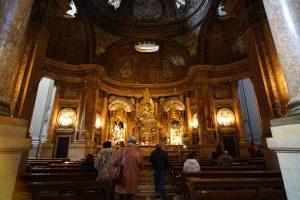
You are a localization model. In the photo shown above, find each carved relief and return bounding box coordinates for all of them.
[119,58,134,79]
[161,97,186,112]
[108,96,135,112]
[135,89,161,145]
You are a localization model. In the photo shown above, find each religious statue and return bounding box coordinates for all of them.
[111,121,125,144]
[135,88,161,144]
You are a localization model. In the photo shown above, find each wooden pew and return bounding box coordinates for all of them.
[15,180,112,200]
[168,165,262,184]
[18,172,97,182]
[186,177,286,200]
[174,170,281,193]
[30,167,81,173]
[49,163,82,168]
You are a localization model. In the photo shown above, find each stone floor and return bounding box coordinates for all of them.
[135,169,181,200]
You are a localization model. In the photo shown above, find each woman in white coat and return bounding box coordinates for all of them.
[183,152,201,173]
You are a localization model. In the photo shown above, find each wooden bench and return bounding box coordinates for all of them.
[168,165,261,184]
[18,172,97,182]
[30,167,81,173]
[186,177,286,200]
[49,163,82,168]
[15,180,112,200]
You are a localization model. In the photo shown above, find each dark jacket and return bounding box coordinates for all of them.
[149,148,169,169]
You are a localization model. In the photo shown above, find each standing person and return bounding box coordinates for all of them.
[149,144,169,199]
[94,141,116,180]
[248,142,257,157]
[114,136,143,200]
[183,152,201,173]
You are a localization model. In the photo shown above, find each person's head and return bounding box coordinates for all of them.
[187,152,196,159]
[155,144,161,150]
[127,136,136,144]
[251,142,255,146]
[223,150,229,155]
[85,154,94,163]
[103,141,112,148]
[119,141,125,147]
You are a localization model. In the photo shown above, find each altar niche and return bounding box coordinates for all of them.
[111,121,125,145]
[170,120,183,145]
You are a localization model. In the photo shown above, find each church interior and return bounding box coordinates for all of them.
[1,0,300,199]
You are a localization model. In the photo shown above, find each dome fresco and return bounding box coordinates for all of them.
[83,0,212,37]
[101,39,193,84]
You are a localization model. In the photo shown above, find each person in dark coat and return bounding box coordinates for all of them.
[149,144,169,199]
[217,150,233,166]
[80,154,98,175]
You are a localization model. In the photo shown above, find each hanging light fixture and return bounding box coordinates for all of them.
[135,42,159,53]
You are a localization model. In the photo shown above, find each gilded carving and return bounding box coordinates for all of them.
[135,89,161,145]
[108,96,135,112]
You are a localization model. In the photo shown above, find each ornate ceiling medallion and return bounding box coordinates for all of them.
[135,42,159,53]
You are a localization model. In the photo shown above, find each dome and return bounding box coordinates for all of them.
[83,0,212,37]
[101,39,193,84]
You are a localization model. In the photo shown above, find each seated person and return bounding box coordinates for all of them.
[80,154,98,174]
[209,152,218,164]
[183,152,201,173]
[217,150,233,166]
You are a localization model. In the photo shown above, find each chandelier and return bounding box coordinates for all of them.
[135,42,159,53]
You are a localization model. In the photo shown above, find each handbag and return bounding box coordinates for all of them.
[111,147,124,182]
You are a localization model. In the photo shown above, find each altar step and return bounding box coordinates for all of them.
[135,169,180,200]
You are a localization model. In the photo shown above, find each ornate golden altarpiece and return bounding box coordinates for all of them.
[107,89,186,145]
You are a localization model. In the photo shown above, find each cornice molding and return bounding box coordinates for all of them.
[42,58,250,96]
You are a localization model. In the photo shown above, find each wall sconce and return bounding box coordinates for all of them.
[57,108,77,128]
[216,108,235,127]
[192,113,198,129]
[95,113,102,129]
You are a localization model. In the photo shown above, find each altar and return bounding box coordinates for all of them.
[107,89,187,146]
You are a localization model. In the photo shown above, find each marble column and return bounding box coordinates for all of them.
[135,97,141,142]
[262,0,300,116]
[17,25,50,120]
[185,93,193,142]
[189,65,214,144]
[230,81,248,157]
[230,81,247,143]
[0,0,34,116]
[244,28,274,143]
[101,92,109,142]
[153,97,160,143]
[262,1,300,199]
